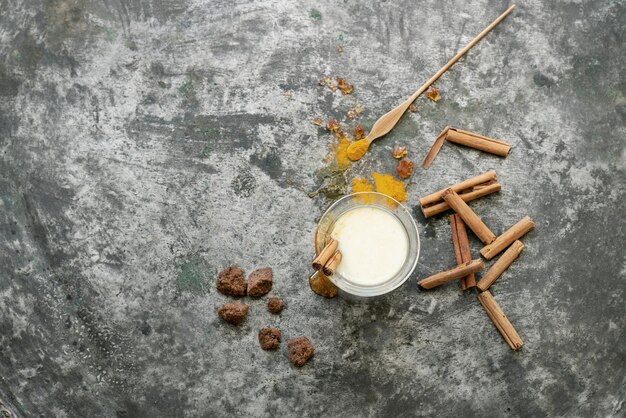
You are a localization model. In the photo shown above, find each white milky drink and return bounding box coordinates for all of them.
[331,206,409,286]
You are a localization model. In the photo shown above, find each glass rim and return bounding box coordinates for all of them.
[314,192,420,297]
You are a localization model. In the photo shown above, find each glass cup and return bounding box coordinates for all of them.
[314,192,420,297]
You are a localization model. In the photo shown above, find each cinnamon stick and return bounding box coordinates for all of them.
[312,239,338,271]
[446,128,512,157]
[477,291,523,351]
[441,189,496,244]
[421,182,501,218]
[322,250,342,276]
[450,214,475,289]
[419,170,497,208]
[422,126,449,169]
[418,259,484,289]
[480,216,535,260]
[477,240,524,291]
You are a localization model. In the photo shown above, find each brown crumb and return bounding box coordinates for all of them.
[347,104,362,120]
[337,46,344,53]
[312,117,323,126]
[216,266,247,296]
[318,75,331,86]
[426,86,441,102]
[336,130,352,141]
[288,336,314,367]
[258,327,281,350]
[354,123,365,140]
[396,158,414,179]
[217,303,249,326]
[392,145,408,159]
[336,76,353,94]
[326,119,340,133]
[319,75,337,92]
[408,103,417,113]
[247,267,273,297]
[267,297,285,314]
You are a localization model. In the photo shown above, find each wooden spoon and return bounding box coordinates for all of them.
[346,5,516,161]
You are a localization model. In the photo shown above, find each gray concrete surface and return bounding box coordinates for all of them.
[1,0,624,416]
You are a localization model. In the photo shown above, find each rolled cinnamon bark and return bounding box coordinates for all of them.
[421,182,501,218]
[441,189,496,244]
[419,170,497,208]
[422,126,449,169]
[312,239,338,271]
[418,259,484,289]
[450,214,475,289]
[477,291,523,351]
[480,216,535,260]
[446,128,512,156]
[477,240,524,291]
[322,250,342,276]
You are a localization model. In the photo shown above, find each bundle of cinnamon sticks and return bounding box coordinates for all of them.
[419,170,501,218]
[417,169,535,351]
[309,239,343,298]
[312,239,342,276]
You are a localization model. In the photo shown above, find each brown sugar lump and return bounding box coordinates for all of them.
[217,303,249,326]
[267,297,284,314]
[216,266,247,296]
[258,327,281,350]
[287,336,314,367]
[247,267,273,297]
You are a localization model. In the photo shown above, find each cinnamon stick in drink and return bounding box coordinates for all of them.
[480,216,535,260]
[421,182,501,218]
[446,128,512,156]
[441,189,496,244]
[312,239,338,271]
[418,259,484,289]
[450,214,475,289]
[477,240,524,291]
[477,291,523,351]
[322,250,342,276]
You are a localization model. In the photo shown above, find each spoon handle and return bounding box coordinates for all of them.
[367,4,516,144]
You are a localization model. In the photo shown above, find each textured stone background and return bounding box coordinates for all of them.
[1,0,624,416]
